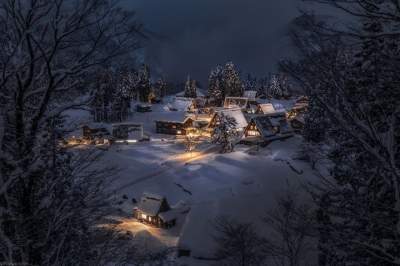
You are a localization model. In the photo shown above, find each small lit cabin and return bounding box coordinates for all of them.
[133,193,177,229]
[208,108,248,136]
[256,103,286,117]
[243,115,293,145]
[155,117,194,135]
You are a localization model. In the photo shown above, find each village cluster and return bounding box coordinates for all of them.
[67,90,308,149]
[65,90,308,231]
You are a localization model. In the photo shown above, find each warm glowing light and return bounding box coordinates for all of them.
[141,213,147,219]
[177,130,182,134]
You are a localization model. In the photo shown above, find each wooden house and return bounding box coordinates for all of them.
[288,97,308,119]
[155,117,194,135]
[290,113,306,132]
[82,125,111,144]
[133,193,177,229]
[243,115,293,145]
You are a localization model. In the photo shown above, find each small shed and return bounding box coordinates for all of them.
[133,193,177,229]
[155,117,193,135]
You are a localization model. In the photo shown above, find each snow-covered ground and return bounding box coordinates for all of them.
[65,98,317,265]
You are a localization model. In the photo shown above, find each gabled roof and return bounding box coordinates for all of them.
[137,192,166,216]
[258,103,275,114]
[258,103,286,117]
[251,116,276,137]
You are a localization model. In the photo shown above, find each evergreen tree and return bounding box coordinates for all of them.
[269,74,282,98]
[208,65,224,106]
[244,73,257,92]
[212,113,238,153]
[136,64,151,102]
[222,62,243,97]
[184,75,197,98]
[155,78,167,98]
[117,68,138,100]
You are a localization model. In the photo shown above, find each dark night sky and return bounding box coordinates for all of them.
[123,0,312,84]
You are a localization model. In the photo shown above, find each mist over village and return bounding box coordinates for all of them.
[1,1,399,266]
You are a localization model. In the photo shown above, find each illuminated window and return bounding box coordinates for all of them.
[141,213,147,219]
[247,130,260,136]
[177,130,182,134]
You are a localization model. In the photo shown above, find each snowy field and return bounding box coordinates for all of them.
[66,101,317,265]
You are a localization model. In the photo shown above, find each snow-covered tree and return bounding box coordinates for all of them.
[282,7,400,265]
[136,64,151,102]
[155,78,167,98]
[208,65,224,106]
[222,62,243,97]
[212,113,238,153]
[117,68,139,100]
[184,75,197,98]
[269,73,291,99]
[244,73,257,92]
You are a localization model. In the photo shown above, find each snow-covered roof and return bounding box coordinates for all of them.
[292,102,308,111]
[279,119,294,135]
[165,98,193,112]
[178,202,219,256]
[252,116,276,137]
[258,103,275,114]
[258,103,286,117]
[224,97,249,109]
[216,108,248,129]
[175,90,205,98]
[137,192,166,216]
[158,209,178,222]
[251,115,293,138]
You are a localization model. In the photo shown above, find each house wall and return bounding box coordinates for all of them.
[156,121,187,135]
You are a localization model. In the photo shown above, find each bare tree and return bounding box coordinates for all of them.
[0,0,144,264]
[213,216,267,266]
[263,187,316,266]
